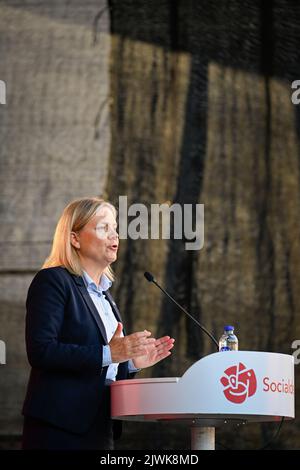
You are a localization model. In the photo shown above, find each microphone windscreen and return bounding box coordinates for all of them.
[144,271,154,282]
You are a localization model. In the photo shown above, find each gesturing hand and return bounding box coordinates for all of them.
[132,335,175,369]
[109,322,156,363]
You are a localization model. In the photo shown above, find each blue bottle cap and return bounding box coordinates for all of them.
[224,325,234,331]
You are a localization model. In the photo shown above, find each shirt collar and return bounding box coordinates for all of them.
[82,270,112,293]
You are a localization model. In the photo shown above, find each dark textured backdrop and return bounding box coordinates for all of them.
[106,0,300,449]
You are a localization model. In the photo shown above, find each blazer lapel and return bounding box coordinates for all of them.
[104,290,127,336]
[103,290,123,323]
[71,274,109,344]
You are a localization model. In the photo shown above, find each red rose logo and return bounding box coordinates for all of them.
[220,362,257,404]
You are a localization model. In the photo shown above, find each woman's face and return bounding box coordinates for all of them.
[72,206,119,269]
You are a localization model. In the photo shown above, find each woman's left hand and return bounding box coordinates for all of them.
[132,336,175,369]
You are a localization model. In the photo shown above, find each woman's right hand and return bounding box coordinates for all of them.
[108,322,156,363]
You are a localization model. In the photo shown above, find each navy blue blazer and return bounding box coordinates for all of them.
[22,266,131,434]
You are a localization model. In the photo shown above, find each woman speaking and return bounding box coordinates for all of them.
[22,197,174,450]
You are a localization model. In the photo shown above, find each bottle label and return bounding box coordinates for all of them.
[220,346,230,352]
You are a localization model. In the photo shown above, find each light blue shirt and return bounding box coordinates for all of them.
[82,271,139,381]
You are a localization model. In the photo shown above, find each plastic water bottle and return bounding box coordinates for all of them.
[219,325,238,351]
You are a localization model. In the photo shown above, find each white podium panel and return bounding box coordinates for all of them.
[111,351,295,423]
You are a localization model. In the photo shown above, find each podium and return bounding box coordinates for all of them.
[111,351,295,449]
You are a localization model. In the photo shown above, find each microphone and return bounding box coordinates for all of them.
[144,271,219,350]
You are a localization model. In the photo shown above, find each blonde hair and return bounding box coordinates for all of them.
[42,197,117,281]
